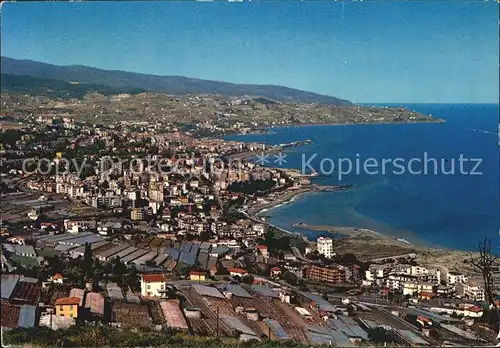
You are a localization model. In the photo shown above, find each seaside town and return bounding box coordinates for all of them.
[0,89,499,347]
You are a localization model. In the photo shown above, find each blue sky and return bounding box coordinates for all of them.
[1,1,498,103]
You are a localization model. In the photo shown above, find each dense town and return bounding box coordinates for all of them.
[0,91,498,347]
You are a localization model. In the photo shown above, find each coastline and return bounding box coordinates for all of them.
[223,118,445,161]
[246,183,353,216]
[246,187,313,216]
[288,222,481,278]
[265,118,445,129]
[232,116,486,278]
[223,117,446,138]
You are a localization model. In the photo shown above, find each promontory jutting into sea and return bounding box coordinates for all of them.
[0,1,498,347]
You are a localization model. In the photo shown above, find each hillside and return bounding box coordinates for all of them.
[1,73,146,99]
[1,57,352,105]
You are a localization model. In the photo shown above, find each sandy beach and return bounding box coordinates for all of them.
[247,187,311,215]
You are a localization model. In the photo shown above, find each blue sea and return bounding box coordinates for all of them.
[225,104,499,251]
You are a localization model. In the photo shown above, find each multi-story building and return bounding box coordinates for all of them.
[305,265,346,284]
[131,208,144,221]
[447,271,468,285]
[365,265,392,281]
[149,187,165,202]
[317,237,334,258]
[386,273,418,291]
[456,281,485,302]
[140,274,167,297]
[86,194,123,209]
[55,297,80,319]
[402,282,434,296]
[284,264,305,278]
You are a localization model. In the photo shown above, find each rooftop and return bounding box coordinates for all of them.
[55,297,81,306]
[142,274,167,283]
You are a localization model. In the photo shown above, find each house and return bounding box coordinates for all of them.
[228,268,248,278]
[140,274,167,297]
[463,306,484,318]
[189,271,207,282]
[419,291,435,300]
[256,245,269,259]
[55,297,81,319]
[270,267,282,278]
[50,273,64,284]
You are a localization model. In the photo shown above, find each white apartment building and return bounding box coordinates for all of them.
[386,273,418,291]
[317,237,334,258]
[366,265,392,281]
[447,271,468,285]
[456,281,485,302]
[395,265,441,284]
[403,282,434,296]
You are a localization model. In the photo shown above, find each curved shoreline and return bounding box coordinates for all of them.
[292,222,426,249]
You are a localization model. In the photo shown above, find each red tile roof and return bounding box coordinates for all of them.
[55,297,81,306]
[142,274,167,283]
[228,267,248,274]
[189,271,206,276]
[256,245,268,250]
[419,291,434,298]
[52,273,63,279]
[1,301,20,329]
[10,281,41,305]
[270,267,281,272]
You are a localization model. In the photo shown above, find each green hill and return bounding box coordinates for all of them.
[1,73,146,99]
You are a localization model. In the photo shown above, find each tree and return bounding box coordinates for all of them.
[470,237,500,335]
[283,271,298,285]
[126,268,141,291]
[83,242,93,279]
[175,262,193,276]
[241,274,254,285]
[112,256,127,281]
[341,253,359,265]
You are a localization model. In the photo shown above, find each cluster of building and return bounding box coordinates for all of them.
[0,93,494,346]
[364,262,485,302]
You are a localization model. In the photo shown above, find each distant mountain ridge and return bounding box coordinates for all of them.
[1,56,352,105]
